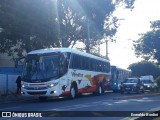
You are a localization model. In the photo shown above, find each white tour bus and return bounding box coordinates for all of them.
[21,48,111,101]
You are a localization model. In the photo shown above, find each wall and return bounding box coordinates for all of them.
[0,53,14,67]
[0,67,22,95]
[0,74,21,95]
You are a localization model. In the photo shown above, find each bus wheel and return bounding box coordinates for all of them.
[98,85,102,95]
[94,85,102,95]
[70,86,77,99]
[39,96,47,101]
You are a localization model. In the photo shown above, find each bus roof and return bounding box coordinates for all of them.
[111,65,131,72]
[28,48,109,62]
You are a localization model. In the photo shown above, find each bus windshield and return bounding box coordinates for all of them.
[22,54,60,82]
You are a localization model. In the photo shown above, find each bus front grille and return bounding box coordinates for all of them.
[26,87,48,90]
[27,91,47,95]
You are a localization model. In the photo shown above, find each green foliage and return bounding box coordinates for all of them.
[128,61,160,78]
[0,0,59,57]
[156,76,160,88]
[76,0,115,34]
[56,0,88,47]
[0,0,135,58]
[134,20,160,63]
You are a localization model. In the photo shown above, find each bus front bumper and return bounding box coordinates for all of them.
[21,88,60,97]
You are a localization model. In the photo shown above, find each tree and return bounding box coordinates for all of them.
[56,0,116,52]
[134,20,160,64]
[0,0,59,58]
[155,76,160,88]
[128,61,160,79]
[56,0,85,48]
[55,0,135,51]
[0,0,135,58]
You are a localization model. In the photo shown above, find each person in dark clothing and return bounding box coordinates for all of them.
[16,76,21,94]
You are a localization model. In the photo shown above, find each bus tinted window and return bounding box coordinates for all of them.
[70,53,110,73]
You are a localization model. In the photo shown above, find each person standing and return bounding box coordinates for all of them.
[16,76,21,94]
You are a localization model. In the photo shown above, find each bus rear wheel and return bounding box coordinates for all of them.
[94,85,102,95]
[70,85,77,99]
[98,85,102,95]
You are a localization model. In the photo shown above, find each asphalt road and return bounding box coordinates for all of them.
[0,92,160,120]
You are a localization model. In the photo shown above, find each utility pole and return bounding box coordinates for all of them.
[86,18,90,53]
[106,40,109,60]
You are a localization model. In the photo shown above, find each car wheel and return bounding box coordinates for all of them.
[136,89,140,94]
[142,90,144,93]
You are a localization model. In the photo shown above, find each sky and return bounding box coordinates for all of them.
[100,0,160,69]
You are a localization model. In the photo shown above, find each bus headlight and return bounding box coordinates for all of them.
[47,82,58,88]
[21,84,28,88]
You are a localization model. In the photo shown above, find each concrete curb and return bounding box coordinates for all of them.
[113,93,160,100]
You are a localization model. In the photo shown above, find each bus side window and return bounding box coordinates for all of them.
[105,62,110,73]
[86,57,90,71]
[82,56,87,70]
[90,59,94,71]
[96,60,99,72]
[72,54,77,69]
[93,59,96,71]
[116,71,119,79]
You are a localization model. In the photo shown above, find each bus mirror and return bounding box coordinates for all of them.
[15,56,25,68]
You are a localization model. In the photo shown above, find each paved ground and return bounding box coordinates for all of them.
[113,92,160,100]
[1,92,160,105]
[0,93,37,104]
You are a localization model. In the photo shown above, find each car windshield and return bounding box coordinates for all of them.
[22,54,60,82]
[124,79,138,83]
[142,80,152,83]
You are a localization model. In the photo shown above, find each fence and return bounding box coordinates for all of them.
[0,67,22,95]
